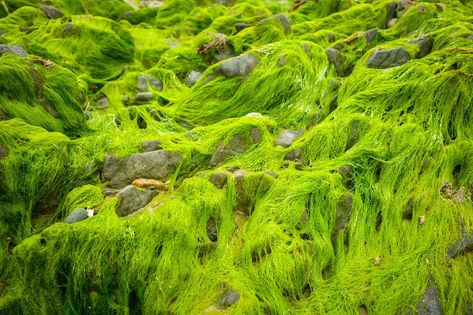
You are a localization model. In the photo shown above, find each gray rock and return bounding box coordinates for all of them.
[142,140,162,152]
[285,150,301,161]
[273,14,291,35]
[137,75,163,92]
[215,54,259,79]
[275,130,300,148]
[210,130,261,166]
[326,48,347,76]
[39,6,64,19]
[332,193,353,239]
[206,218,218,242]
[339,164,354,190]
[447,235,473,259]
[235,22,249,33]
[0,142,8,158]
[133,92,154,104]
[209,172,227,189]
[366,47,411,69]
[249,127,261,143]
[409,36,432,58]
[217,289,240,308]
[96,96,109,109]
[365,28,378,43]
[115,185,157,217]
[186,70,202,86]
[64,208,89,224]
[417,286,442,315]
[384,2,398,28]
[102,150,181,188]
[0,45,27,57]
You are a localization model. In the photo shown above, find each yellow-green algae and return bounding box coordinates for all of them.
[0,0,472,314]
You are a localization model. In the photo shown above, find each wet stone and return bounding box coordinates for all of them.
[39,6,64,19]
[275,129,301,148]
[447,234,473,259]
[64,208,89,224]
[0,142,8,158]
[0,44,27,57]
[142,140,162,152]
[384,2,398,28]
[365,28,378,43]
[409,36,432,58]
[133,92,154,104]
[366,47,411,69]
[417,286,443,315]
[209,172,227,189]
[186,70,202,86]
[326,48,347,76]
[115,185,158,217]
[235,22,249,33]
[217,289,240,308]
[206,218,218,242]
[96,96,109,109]
[137,75,163,91]
[215,54,259,79]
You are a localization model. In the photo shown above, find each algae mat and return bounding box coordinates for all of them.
[0,0,473,314]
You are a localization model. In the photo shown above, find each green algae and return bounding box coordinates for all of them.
[0,0,473,314]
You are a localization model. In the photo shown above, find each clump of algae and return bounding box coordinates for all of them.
[0,0,473,314]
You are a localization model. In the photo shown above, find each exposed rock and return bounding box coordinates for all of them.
[217,289,240,308]
[339,164,355,190]
[409,36,433,58]
[448,235,473,259]
[39,6,64,19]
[332,193,353,239]
[132,178,167,190]
[209,172,228,189]
[96,96,109,109]
[326,48,347,76]
[397,0,414,16]
[102,150,181,188]
[142,140,162,152]
[285,149,301,161]
[403,198,414,220]
[366,48,411,69]
[0,142,8,158]
[235,22,249,33]
[249,127,262,143]
[133,92,154,104]
[137,75,163,91]
[275,129,301,148]
[115,185,158,217]
[234,170,274,214]
[210,130,261,166]
[214,54,259,79]
[273,14,291,34]
[206,218,218,242]
[384,2,398,28]
[417,286,443,315]
[365,28,378,43]
[0,44,27,57]
[64,208,90,224]
[186,70,202,86]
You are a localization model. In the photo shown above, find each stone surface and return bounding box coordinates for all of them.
[115,185,158,217]
[365,28,378,43]
[417,286,443,315]
[210,130,261,166]
[102,150,181,188]
[273,14,291,34]
[133,92,154,104]
[235,22,249,33]
[339,164,355,190]
[447,235,473,259]
[217,289,240,308]
[142,140,162,152]
[64,208,89,224]
[409,36,433,58]
[0,142,8,158]
[384,2,398,28]
[215,54,259,79]
[206,218,218,242]
[137,75,163,92]
[275,129,300,148]
[96,96,109,109]
[0,44,27,57]
[39,6,64,19]
[326,48,347,76]
[366,48,411,69]
[209,172,228,189]
[332,193,353,239]
[186,70,202,86]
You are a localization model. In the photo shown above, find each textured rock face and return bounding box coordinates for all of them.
[366,48,411,69]
[210,129,261,166]
[417,286,443,315]
[64,208,89,224]
[102,151,181,188]
[186,70,202,86]
[39,6,64,19]
[115,185,158,217]
[215,54,260,78]
[0,45,27,57]
[275,129,300,148]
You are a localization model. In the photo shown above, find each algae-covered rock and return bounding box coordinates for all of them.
[0,45,27,57]
[213,53,259,79]
[103,151,181,188]
[38,6,64,19]
[186,70,202,86]
[209,172,227,189]
[64,208,90,224]
[142,140,162,152]
[210,128,261,166]
[275,129,301,148]
[366,47,411,69]
[115,185,158,217]
[447,235,473,259]
[417,286,443,315]
[217,289,240,308]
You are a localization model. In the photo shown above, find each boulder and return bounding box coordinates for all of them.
[115,185,158,217]
[366,48,411,69]
[215,54,259,79]
[235,22,249,33]
[137,75,163,92]
[365,28,378,43]
[384,2,398,28]
[102,150,181,188]
[142,140,162,152]
[262,14,291,35]
[210,129,261,166]
[186,71,202,86]
[209,172,228,189]
[409,36,432,58]
[275,129,301,148]
[447,235,473,259]
[326,48,347,77]
[417,286,443,315]
[64,208,90,224]
[39,6,64,19]
[217,289,240,308]
[0,45,27,57]
[133,92,154,104]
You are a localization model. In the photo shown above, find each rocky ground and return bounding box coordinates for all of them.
[0,0,472,314]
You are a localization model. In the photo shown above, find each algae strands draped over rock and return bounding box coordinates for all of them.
[0,0,473,314]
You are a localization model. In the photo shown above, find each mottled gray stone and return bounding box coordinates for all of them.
[326,48,347,76]
[417,286,443,315]
[209,172,227,189]
[39,6,64,19]
[115,185,157,217]
[137,75,163,91]
[64,208,89,224]
[133,92,154,104]
[409,36,432,58]
[102,150,181,188]
[275,129,300,148]
[0,45,27,57]
[186,70,202,86]
[366,47,411,69]
[217,289,240,308]
[142,140,162,152]
[215,54,259,78]
[448,235,473,259]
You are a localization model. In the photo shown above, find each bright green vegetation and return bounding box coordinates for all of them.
[0,0,473,314]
